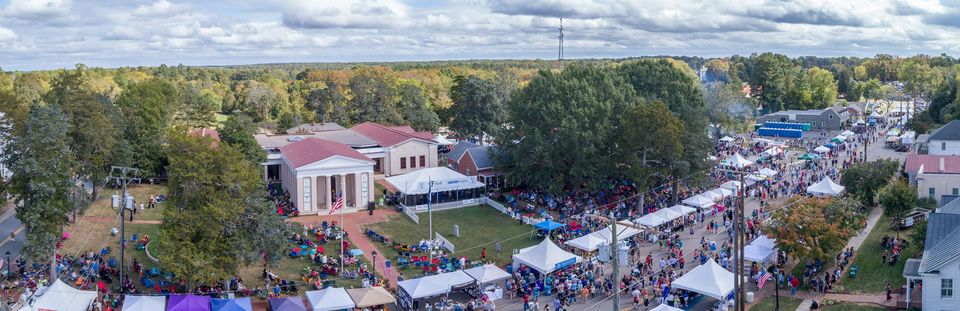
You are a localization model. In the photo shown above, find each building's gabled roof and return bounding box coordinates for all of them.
[939,196,960,215]
[285,123,346,134]
[187,127,221,141]
[467,147,494,170]
[447,141,480,162]
[280,138,373,168]
[905,154,960,174]
[312,129,380,148]
[351,122,436,147]
[928,120,960,141]
[919,212,960,273]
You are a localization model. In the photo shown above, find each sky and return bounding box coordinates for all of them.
[1,0,960,70]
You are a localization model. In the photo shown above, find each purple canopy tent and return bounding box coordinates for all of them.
[166,294,212,311]
[269,297,307,311]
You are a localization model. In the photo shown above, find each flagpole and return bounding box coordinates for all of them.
[340,192,344,274]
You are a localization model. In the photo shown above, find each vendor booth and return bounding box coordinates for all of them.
[591,223,642,242]
[720,154,753,169]
[700,190,723,202]
[708,188,733,199]
[565,234,609,252]
[806,177,845,197]
[306,287,355,311]
[512,238,582,274]
[386,167,486,212]
[269,297,307,311]
[397,270,480,311]
[167,295,212,311]
[813,146,831,153]
[650,304,684,311]
[682,195,715,209]
[347,287,397,308]
[667,205,696,217]
[719,181,744,192]
[756,168,778,178]
[671,259,736,301]
[719,136,735,143]
[122,295,166,311]
[464,264,511,300]
[20,280,97,311]
[634,213,669,227]
[211,298,253,311]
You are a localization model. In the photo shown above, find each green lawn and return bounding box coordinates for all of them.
[750,296,803,311]
[819,302,888,310]
[238,233,367,292]
[370,205,539,277]
[84,184,168,221]
[839,214,917,293]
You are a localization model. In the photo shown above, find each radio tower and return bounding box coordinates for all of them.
[558,18,564,69]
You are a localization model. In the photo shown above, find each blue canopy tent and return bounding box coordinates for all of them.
[535,219,564,231]
[825,142,837,149]
[211,298,253,311]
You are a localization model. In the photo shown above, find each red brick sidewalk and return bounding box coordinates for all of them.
[287,208,401,288]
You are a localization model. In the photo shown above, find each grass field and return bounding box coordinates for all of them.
[749,296,803,311]
[820,302,887,310]
[83,184,167,221]
[237,232,367,292]
[370,205,539,275]
[839,214,917,293]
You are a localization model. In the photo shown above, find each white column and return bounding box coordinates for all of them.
[263,165,268,181]
[354,172,362,208]
[338,174,346,208]
[905,279,911,305]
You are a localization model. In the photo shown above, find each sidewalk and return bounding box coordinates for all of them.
[289,208,401,288]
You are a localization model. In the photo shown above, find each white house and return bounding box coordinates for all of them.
[904,208,960,310]
[278,138,376,215]
[905,154,960,204]
[928,120,960,156]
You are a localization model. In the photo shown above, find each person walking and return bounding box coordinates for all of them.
[886,283,892,300]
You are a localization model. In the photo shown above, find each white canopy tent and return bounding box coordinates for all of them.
[306,287,356,311]
[832,135,847,142]
[20,279,97,311]
[433,270,477,288]
[652,208,684,222]
[762,146,783,157]
[746,174,768,182]
[719,136,735,143]
[512,238,582,274]
[700,190,723,202]
[682,195,715,209]
[743,244,776,264]
[397,277,450,299]
[752,236,776,250]
[464,264,511,284]
[591,224,642,242]
[806,177,845,197]
[840,130,855,137]
[710,187,734,198]
[434,134,456,145]
[565,234,608,252]
[757,168,778,177]
[634,213,669,227]
[813,146,831,153]
[121,295,166,311]
[886,128,901,136]
[667,205,696,216]
[386,167,485,195]
[721,153,753,169]
[719,181,744,192]
[650,304,684,311]
[670,259,736,300]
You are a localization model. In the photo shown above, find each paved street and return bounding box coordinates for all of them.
[0,206,24,272]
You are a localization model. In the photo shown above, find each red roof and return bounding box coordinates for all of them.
[905,154,960,174]
[350,122,436,147]
[280,138,373,168]
[187,127,221,141]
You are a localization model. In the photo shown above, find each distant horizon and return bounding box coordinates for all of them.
[2,0,960,71]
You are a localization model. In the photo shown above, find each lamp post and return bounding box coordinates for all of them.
[768,266,781,311]
[109,166,139,294]
[372,250,378,274]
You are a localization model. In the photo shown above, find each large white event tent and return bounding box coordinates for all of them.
[762,146,783,157]
[757,168,778,177]
[813,146,831,153]
[744,236,778,264]
[634,213,670,227]
[719,136,735,143]
[670,259,736,300]
[711,187,734,198]
[386,167,486,208]
[652,208,684,222]
[565,234,608,252]
[397,277,450,299]
[721,153,753,169]
[347,287,397,308]
[682,195,715,209]
[720,181,744,192]
[700,190,723,202]
[806,177,845,197]
[434,134,456,145]
[840,130,855,137]
[513,238,582,274]
[464,264,511,285]
[20,279,97,311]
[650,304,684,311]
[306,287,356,311]
[592,223,642,242]
[668,205,697,217]
[752,236,776,249]
[121,295,166,311]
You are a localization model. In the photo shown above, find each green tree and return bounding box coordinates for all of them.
[397,83,440,131]
[766,198,861,260]
[179,87,221,127]
[115,79,180,175]
[307,82,350,125]
[749,53,799,112]
[878,179,917,225]
[220,114,267,164]
[157,131,288,289]
[348,75,402,125]
[497,65,639,193]
[799,67,839,109]
[622,101,684,206]
[704,82,755,140]
[449,75,504,142]
[2,105,76,261]
[840,159,900,206]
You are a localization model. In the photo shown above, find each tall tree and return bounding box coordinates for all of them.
[2,105,76,261]
[115,79,179,175]
[348,75,402,125]
[840,159,900,206]
[157,131,288,289]
[497,65,639,193]
[766,198,863,260]
[878,179,918,225]
[179,86,221,127]
[749,53,799,113]
[704,82,755,140]
[449,75,504,142]
[220,114,267,164]
[307,82,350,125]
[622,101,684,206]
[397,83,440,131]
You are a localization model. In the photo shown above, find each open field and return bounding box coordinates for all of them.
[839,214,917,293]
[750,296,803,311]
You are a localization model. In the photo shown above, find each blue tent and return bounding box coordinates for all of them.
[825,143,837,149]
[212,298,253,311]
[534,219,564,232]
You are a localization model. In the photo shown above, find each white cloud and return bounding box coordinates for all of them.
[2,0,72,19]
[133,0,188,17]
[0,27,18,41]
[278,0,411,29]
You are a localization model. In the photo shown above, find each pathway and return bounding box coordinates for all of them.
[289,208,402,288]
[78,216,163,225]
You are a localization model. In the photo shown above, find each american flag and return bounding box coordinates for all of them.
[758,270,773,289]
[328,192,344,214]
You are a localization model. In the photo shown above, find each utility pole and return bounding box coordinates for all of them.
[738,172,746,311]
[610,211,620,311]
[557,18,564,70]
[109,166,139,294]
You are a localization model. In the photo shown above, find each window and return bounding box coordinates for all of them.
[400,157,407,169]
[409,156,416,168]
[943,142,947,150]
[930,187,937,198]
[829,114,833,119]
[420,155,426,167]
[942,278,953,298]
[953,188,959,196]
